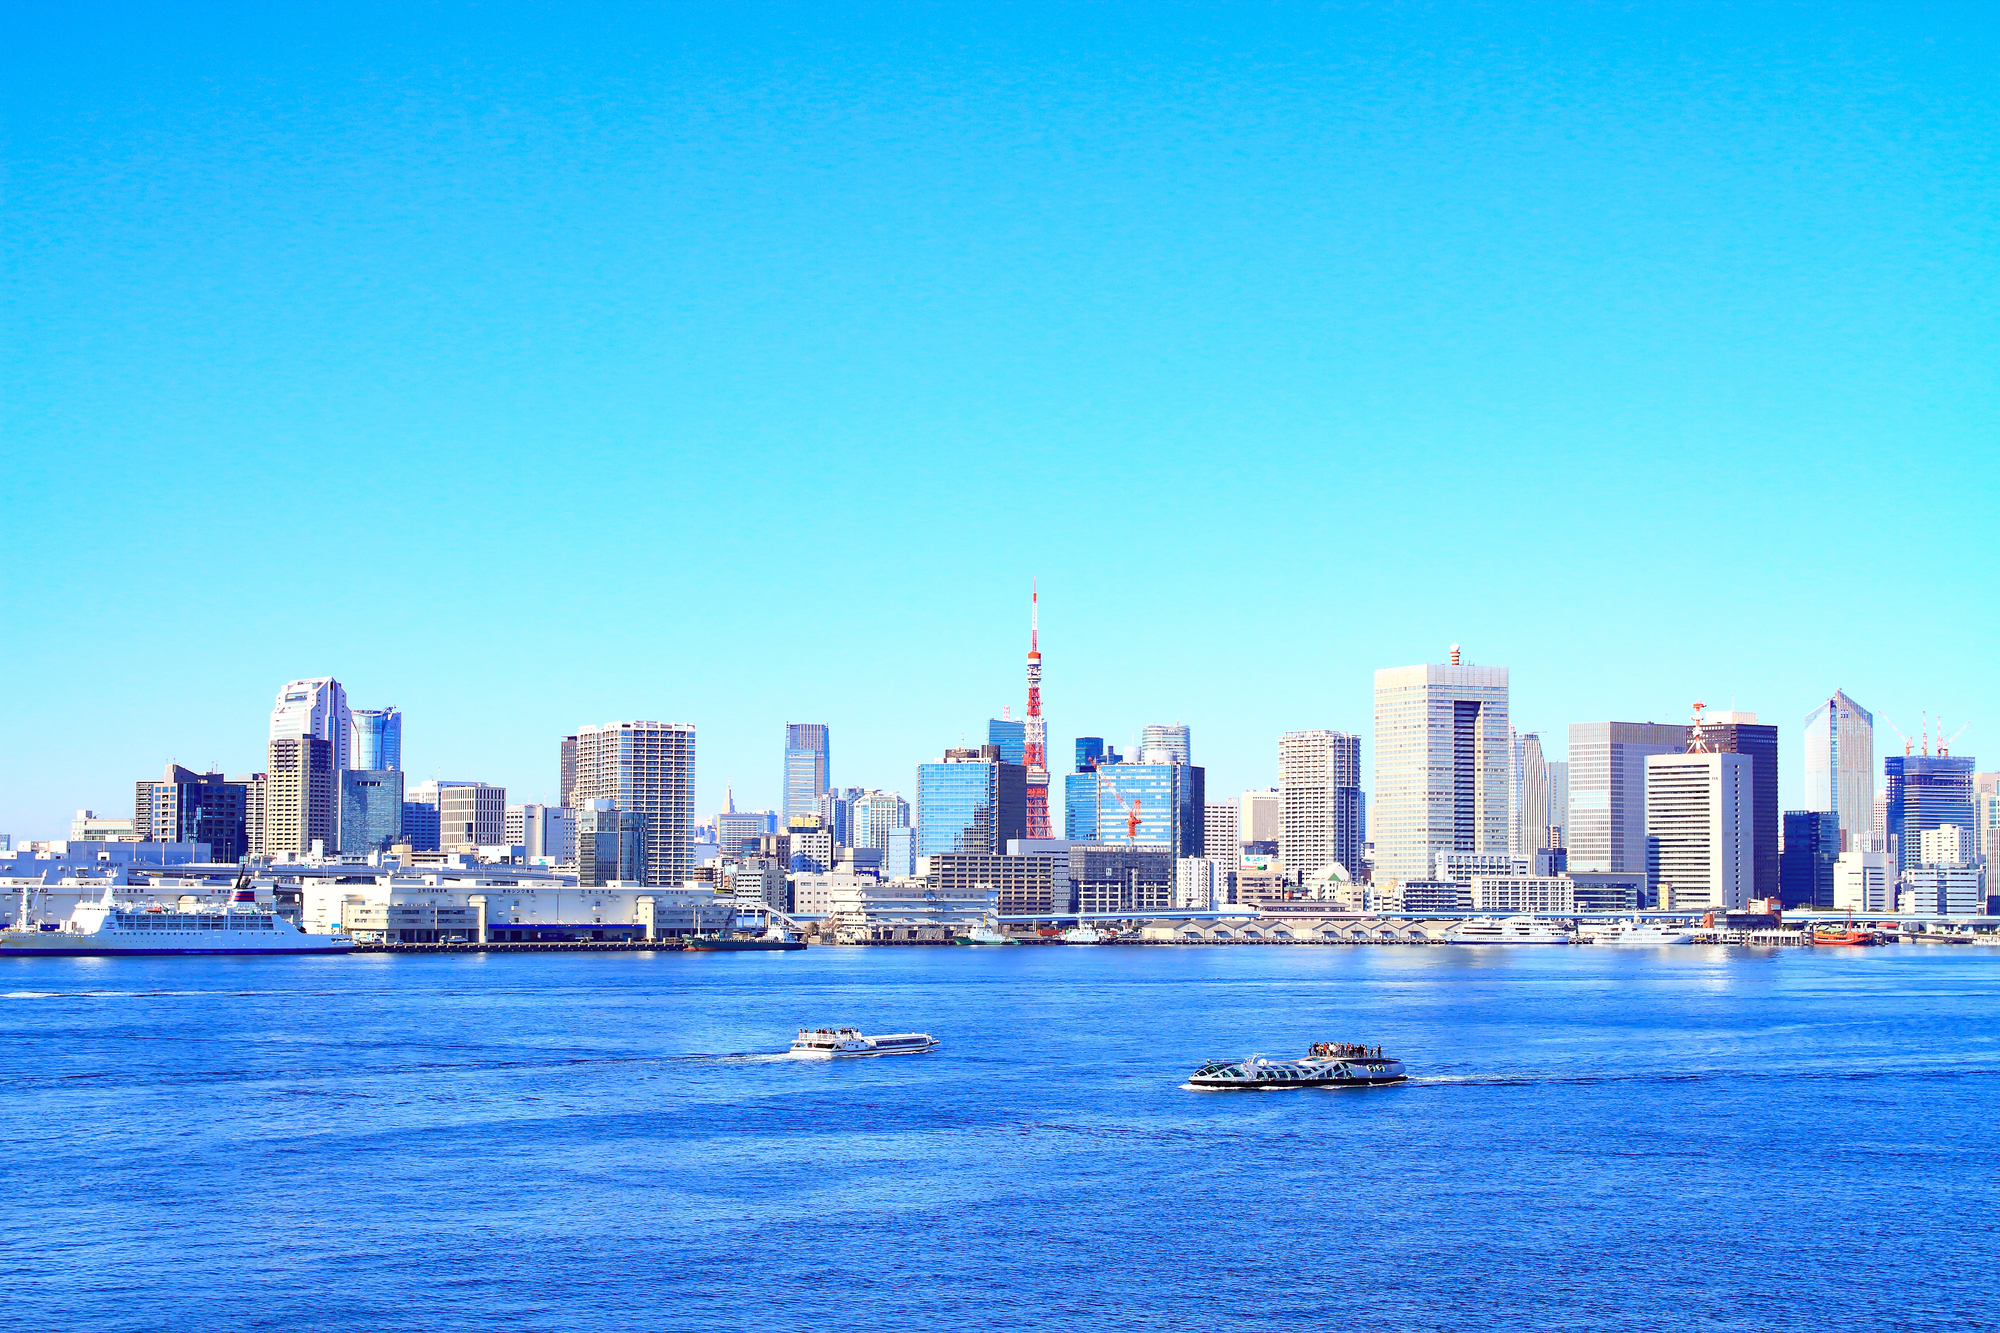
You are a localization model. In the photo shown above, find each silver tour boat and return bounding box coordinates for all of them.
[790,1027,939,1057]
[1188,1042,1406,1089]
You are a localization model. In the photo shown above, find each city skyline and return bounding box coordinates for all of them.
[2,643,1992,841]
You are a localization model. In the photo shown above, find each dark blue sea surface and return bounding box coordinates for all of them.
[5,943,1998,1331]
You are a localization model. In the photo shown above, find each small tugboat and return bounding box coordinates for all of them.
[1187,1042,1406,1089]
[790,1027,938,1056]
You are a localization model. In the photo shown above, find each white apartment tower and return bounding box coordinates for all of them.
[571,721,697,886]
[1278,730,1363,879]
[1372,650,1509,883]
[270,678,352,773]
[1644,751,1751,911]
[1239,790,1282,851]
[1804,690,1875,853]
[1202,801,1240,864]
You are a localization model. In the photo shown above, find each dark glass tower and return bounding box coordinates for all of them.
[1884,755,1976,871]
[1779,809,1838,909]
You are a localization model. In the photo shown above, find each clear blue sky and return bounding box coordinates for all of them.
[4,2,1995,838]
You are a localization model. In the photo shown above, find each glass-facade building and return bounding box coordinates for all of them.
[1884,755,1976,872]
[1779,809,1839,909]
[784,723,830,823]
[576,801,645,886]
[1803,691,1874,852]
[1074,737,1107,772]
[400,799,441,852]
[1139,724,1191,764]
[986,718,1026,766]
[351,708,403,771]
[1090,762,1205,858]
[339,769,405,855]
[916,751,1026,855]
[1065,772,1100,841]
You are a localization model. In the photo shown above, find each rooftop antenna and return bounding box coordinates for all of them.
[1687,700,1711,753]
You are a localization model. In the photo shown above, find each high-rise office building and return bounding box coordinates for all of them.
[1833,851,1893,912]
[916,746,1027,856]
[339,770,405,855]
[1699,711,1780,903]
[1977,773,2000,864]
[1140,724,1191,765]
[1074,738,1110,772]
[1568,722,1688,873]
[265,735,336,857]
[576,800,646,886]
[1546,760,1570,848]
[559,735,578,807]
[1884,754,1976,872]
[1239,789,1282,858]
[1202,801,1240,864]
[134,765,249,862]
[229,772,266,859]
[783,724,830,823]
[986,716,1026,765]
[850,789,911,851]
[507,803,577,863]
[1508,731,1551,855]
[1804,690,1874,852]
[1091,760,1204,857]
[269,678,351,773]
[1064,771,1099,840]
[1779,809,1839,909]
[1644,751,1751,911]
[1278,730,1363,879]
[439,783,506,850]
[573,721,697,886]
[1373,650,1509,882]
[350,708,402,771]
[714,784,772,859]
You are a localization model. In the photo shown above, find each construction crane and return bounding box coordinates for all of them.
[1097,772,1143,846]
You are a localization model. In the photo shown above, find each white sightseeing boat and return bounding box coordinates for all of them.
[1583,919,1695,947]
[1447,915,1577,945]
[1189,1043,1407,1089]
[789,1027,939,1057]
[0,882,352,957]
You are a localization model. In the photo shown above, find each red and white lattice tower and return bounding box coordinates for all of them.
[1024,583,1052,838]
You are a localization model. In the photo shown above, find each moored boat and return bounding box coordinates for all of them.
[1188,1042,1406,1089]
[790,1027,938,1056]
[1448,915,1576,945]
[683,933,806,952]
[953,925,1018,946]
[0,882,351,957]
[1585,920,1695,947]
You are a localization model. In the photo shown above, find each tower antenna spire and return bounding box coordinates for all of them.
[1023,581,1051,838]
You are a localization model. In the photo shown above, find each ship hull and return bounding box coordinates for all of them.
[683,938,806,951]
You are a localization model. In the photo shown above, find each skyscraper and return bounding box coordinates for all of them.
[850,789,911,851]
[1884,754,1976,872]
[1278,730,1363,879]
[1140,724,1191,764]
[559,735,578,807]
[1240,789,1281,857]
[1064,771,1099,840]
[1698,711,1780,903]
[350,708,402,771]
[339,769,405,855]
[1092,760,1204,857]
[1509,731,1551,855]
[1645,751,1752,911]
[1074,738,1108,772]
[986,716,1026,765]
[1779,810,1839,909]
[1804,690,1874,852]
[1567,722,1688,873]
[134,765,248,861]
[1546,760,1570,848]
[783,723,830,824]
[1202,801,1240,864]
[269,678,352,773]
[573,721,697,886]
[265,735,336,857]
[576,800,645,886]
[916,746,1027,855]
[1373,649,1509,882]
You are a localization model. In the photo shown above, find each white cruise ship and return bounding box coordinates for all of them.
[0,884,352,956]
[790,1027,938,1056]
[1447,915,1576,945]
[1586,920,1695,947]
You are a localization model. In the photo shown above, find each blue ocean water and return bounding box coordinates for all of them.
[4,944,1997,1332]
